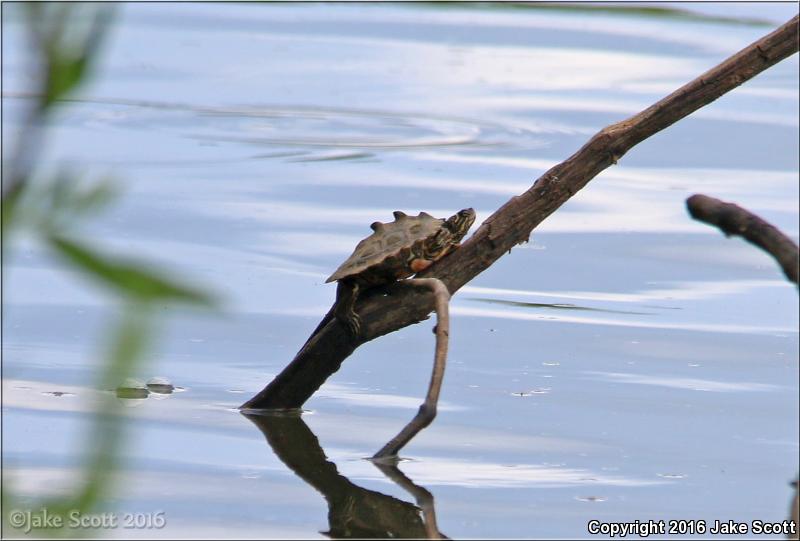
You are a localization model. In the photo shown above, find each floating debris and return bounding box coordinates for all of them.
[41,391,75,397]
[146,376,175,395]
[575,495,607,502]
[116,378,149,399]
[512,388,551,397]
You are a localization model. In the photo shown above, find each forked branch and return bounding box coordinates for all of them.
[243,15,799,410]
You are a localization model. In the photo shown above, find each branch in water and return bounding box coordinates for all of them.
[243,15,800,410]
[686,194,799,286]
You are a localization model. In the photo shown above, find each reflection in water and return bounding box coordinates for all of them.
[462,280,794,304]
[289,150,375,162]
[586,371,780,393]
[467,297,652,316]
[243,412,446,539]
[3,94,500,151]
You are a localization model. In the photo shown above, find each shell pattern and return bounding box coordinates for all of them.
[326,211,447,285]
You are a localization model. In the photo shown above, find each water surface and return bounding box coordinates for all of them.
[3,3,798,538]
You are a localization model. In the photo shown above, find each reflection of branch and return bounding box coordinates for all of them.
[686,194,799,286]
[372,462,443,540]
[244,16,799,410]
[243,412,446,539]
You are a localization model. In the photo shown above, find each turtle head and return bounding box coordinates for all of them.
[425,208,476,259]
[445,208,476,241]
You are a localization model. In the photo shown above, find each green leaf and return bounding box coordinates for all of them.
[70,180,118,214]
[46,174,118,217]
[48,235,216,306]
[44,54,89,107]
[24,4,116,109]
[1,181,24,234]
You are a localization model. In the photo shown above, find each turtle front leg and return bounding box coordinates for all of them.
[334,278,362,340]
[372,277,450,460]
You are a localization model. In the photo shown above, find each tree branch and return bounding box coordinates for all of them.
[686,194,799,286]
[243,15,799,410]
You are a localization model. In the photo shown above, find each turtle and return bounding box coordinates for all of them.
[325,208,476,339]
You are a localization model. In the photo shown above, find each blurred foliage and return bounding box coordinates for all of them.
[5,172,118,235]
[2,3,216,536]
[23,3,115,110]
[49,235,214,305]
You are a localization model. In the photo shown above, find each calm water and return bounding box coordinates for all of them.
[3,3,799,539]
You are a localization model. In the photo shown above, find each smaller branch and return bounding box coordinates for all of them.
[372,278,450,458]
[686,194,799,286]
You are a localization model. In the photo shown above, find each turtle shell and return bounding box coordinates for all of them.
[326,211,446,284]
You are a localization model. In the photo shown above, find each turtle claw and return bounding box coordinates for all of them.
[333,280,362,341]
